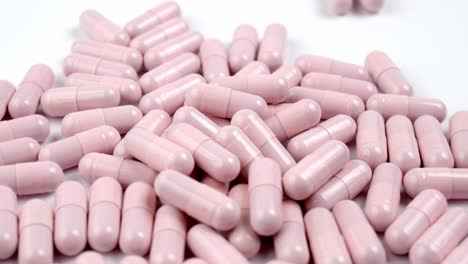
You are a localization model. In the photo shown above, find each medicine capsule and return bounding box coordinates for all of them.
[258,24,287,71]
[414,115,454,168]
[364,163,402,232]
[172,106,220,139]
[273,64,303,88]
[62,105,142,136]
[305,208,352,264]
[359,0,384,12]
[76,251,106,264]
[199,39,229,82]
[385,189,447,255]
[410,207,468,264]
[333,200,386,264]
[442,236,468,264]
[386,115,421,173]
[287,115,356,161]
[154,170,240,231]
[0,186,17,260]
[200,175,227,195]
[0,137,40,165]
[0,81,16,120]
[120,182,156,256]
[304,160,372,210]
[367,94,447,121]
[450,111,468,168]
[63,54,138,80]
[54,181,87,256]
[88,177,122,253]
[235,61,270,76]
[0,114,49,143]
[301,72,377,101]
[404,168,468,199]
[263,103,293,119]
[187,224,249,264]
[125,1,181,37]
[327,0,353,15]
[39,125,120,169]
[229,24,258,73]
[150,205,187,264]
[18,199,54,264]
[80,9,130,45]
[8,64,54,118]
[356,110,387,168]
[120,255,149,264]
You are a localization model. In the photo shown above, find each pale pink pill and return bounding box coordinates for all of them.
[366,94,447,122]
[364,163,402,232]
[287,114,356,161]
[356,110,388,169]
[120,255,149,264]
[231,110,296,174]
[442,236,468,264]
[199,39,229,82]
[385,189,447,255]
[18,199,53,264]
[154,170,240,231]
[274,200,310,264]
[39,125,120,170]
[150,205,187,264]
[359,0,384,13]
[404,168,468,199]
[125,1,181,37]
[333,200,386,264]
[305,208,352,264]
[386,115,421,173]
[140,52,201,93]
[139,74,205,115]
[410,207,468,264]
[8,64,54,118]
[286,86,364,119]
[0,137,40,165]
[0,114,49,143]
[79,153,157,187]
[414,115,454,168]
[0,186,17,260]
[283,140,350,200]
[0,161,63,195]
[185,83,268,119]
[229,24,258,73]
[328,0,353,15]
[63,54,138,80]
[75,251,106,264]
[187,224,249,264]
[120,182,156,256]
[172,106,220,139]
[54,181,87,256]
[0,81,16,120]
[62,105,142,136]
[304,160,372,210]
[258,24,287,71]
[235,61,270,76]
[80,9,130,45]
[201,174,228,194]
[273,64,303,88]
[301,72,377,101]
[88,177,122,253]
[450,111,468,168]
[183,258,208,264]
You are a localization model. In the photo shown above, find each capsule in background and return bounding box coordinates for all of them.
[359,0,384,13]
[258,24,287,71]
[235,61,270,76]
[0,114,49,143]
[172,106,220,139]
[125,1,181,37]
[63,54,138,80]
[80,9,130,45]
[76,251,106,264]
[0,81,15,120]
[0,186,17,260]
[201,174,228,194]
[356,110,387,168]
[198,39,229,82]
[450,111,468,168]
[0,137,40,165]
[229,25,258,73]
[328,0,353,15]
[404,168,468,199]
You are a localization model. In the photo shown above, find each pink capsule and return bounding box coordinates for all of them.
[229,25,258,73]
[8,64,54,118]
[0,81,16,120]
[367,94,447,122]
[0,186,17,260]
[0,137,40,165]
[442,236,468,264]
[88,177,122,253]
[172,106,220,139]
[76,251,106,264]
[327,0,353,15]
[273,64,303,88]
[231,110,296,173]
[386,115,421,173]
[274,200,310,264]
[385,189,447,255]
[410,207,468,264]
[201,174,228,195]
[283,140,349,200]
[120,255,149,264]
[287,115,356,161]
[18,199,53,264]
[125,2,181,37]
[235,61,270,76]
[39,125,120,170]
[0,161,63,195]
[356,110,388,168]
[54,181,87,256]
[80,9,130,45]
[404,168,468,199]
[120,182,156,256]
[258,24,287,71]
[154,170,240,231]
[199,39,229,82]
[304,160,372,210]
[183,258,208,264]
[207,115,230,127]
[63,54,138,80]
[333,200,387,264]
[187,224,249,264]
[305,208,352,264]
[0,115,49,143]
[150,205,187,264]
[450,111,468,168]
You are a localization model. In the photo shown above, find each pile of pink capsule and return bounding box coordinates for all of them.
[327,0,384,16]
[0,1,466,264]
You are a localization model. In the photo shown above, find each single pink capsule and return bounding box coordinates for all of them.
[305,208,352,264]
[75,251,106,264]
[273,64,303,88]
[327,0,353,15]
[120,255,149,264]
[0,114,49,143]
[187,224,249,264]
[235,61,270,76]
[172,106,220,139]
[283,140,350,200]
[304,160,372,210]
[0,137,40,165]
[0,81,16,120]
[301,72,377,101]
[449,111,468,168]
[0,186,17,260]
[287,115,356,161]
[125,1,181,37]
[356,110,388,168]
[333,200,387,264]
[54,181,87,256]
[385,189,447,255]
[18,199,54,264]
[229,25,258,73]
[154,170,240,231]
[63,54,138,80]
[201,174,228,194]
[441,236,468,264]
[80,9,130,45]
[258,24,287,71]
[199,39,229,82]
[88,177,122,253]
[8,64,54,118]
[150,205,187,264]
[359,0,385,13]
[404,168,468,199]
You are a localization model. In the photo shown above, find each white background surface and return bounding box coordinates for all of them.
[0,0,468,263]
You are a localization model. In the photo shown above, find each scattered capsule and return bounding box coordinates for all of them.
[0,114,49,143]
[0,186,17,260]
[273,64,303,88]
[172,106,220,139]
[450,111,468,168]
[356,110,388,168]
[229,25,258,73]
[75,251,106,264]
[0,137,40,165]
[200,39,229,82]
[328,0,353,15]
[258,24,287,71]
[63,54,138,80]
[235,61,270,76]
[80,9,130,45]
[359,0,384,13]
[404,168,468,199]
[442,236,468,264]
[125,1,181,37]
[0,81,15,120]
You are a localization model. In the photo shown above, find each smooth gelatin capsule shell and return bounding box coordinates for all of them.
[125,1,181,37]
[258,23,287,71]
[235,61,270,76]
[76,251,106,264]
[172,106,220,139]
[229,24,258,73]
[0,81,15,120]
[0,114,49,143]
[199,39,229,82]
[0,137,40,166]
[404,168,468,199]
[356,110,388,168]
[328,0,353,15]
[63,54,138,80]
[0,186,17,260]
[80,9,130,45]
